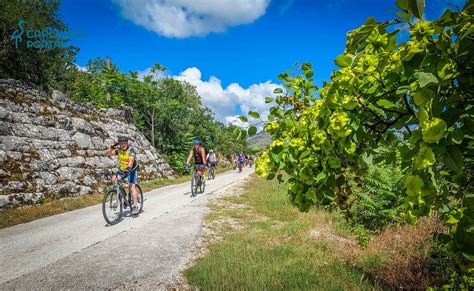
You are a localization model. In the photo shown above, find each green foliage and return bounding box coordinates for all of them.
[251,0,474,273]
[0,0,78,89]
[429,238,474,289]
[69,58,128,107]
[348,163,404,232]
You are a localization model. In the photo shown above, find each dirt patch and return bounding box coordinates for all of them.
[309,226,357,247]
[333,215,446,289]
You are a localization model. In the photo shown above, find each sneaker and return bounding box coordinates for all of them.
[132,205,139,215]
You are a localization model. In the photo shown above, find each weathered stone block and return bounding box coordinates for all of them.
[56,167,84,181]
[72,117,95,134]
[72,132,93,148]
[38,171,58,185]
[57,156,85,167]
[85,156,115,168]
[8,181,25,190]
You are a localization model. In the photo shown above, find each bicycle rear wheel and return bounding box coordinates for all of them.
[102,189,122,225]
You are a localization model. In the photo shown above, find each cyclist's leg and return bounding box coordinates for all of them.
[128,169,138,205]
[113,170,127,184]
[112,168,123,183]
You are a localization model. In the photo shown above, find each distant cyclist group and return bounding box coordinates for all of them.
[102,136,250,225]
[232,152,256,173]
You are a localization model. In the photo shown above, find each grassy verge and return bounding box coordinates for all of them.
[0,193,104,229]
[184,175,376,290]
[0,166,232,229]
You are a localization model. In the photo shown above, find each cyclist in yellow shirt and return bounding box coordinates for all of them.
[106,136,139,215]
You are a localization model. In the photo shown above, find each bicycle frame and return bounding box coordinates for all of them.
[111,180,132,207]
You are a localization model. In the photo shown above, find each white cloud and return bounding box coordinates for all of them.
[112,0,271,38]
[173,67,281,125]
[225,115,249,127]
[75,64,87,72]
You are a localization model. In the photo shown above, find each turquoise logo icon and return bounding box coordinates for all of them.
[10,19,27,48]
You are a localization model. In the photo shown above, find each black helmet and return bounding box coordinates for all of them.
[118,136,129,142]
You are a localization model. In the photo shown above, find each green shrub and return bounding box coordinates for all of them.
[347,163,404,232]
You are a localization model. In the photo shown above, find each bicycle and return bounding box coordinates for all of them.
[102,169,144,225]
[208,163,216,180]
[187,164,206,197]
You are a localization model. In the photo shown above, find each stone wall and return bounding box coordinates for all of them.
[0,79,174,208]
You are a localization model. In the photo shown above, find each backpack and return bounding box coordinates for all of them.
[209,153,217,162]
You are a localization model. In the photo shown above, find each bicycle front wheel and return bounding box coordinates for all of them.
[102,189,122,225]
[200,175,206,193]
[191,173,198,197]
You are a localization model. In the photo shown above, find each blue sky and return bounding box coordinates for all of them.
[59,0,459,123]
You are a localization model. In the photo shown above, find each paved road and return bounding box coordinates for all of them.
[0,167,254,289]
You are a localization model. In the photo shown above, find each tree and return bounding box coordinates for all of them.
[250,0,473,272]
[0,0,78,89]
